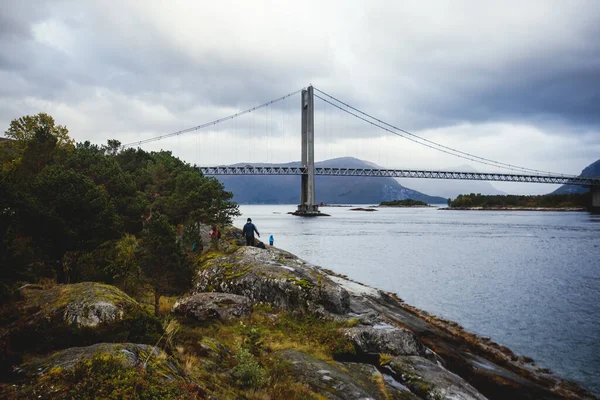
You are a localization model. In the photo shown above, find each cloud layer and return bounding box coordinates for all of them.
[2,0,599,193]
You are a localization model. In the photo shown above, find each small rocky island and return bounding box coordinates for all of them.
[1,226,595,399]
[379,199,432,207]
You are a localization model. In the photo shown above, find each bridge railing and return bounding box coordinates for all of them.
[197,166,600,187]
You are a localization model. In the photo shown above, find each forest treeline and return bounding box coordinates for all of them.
[0,113,239,312]
[448,192,591,208]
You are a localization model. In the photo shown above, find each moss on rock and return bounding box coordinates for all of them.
[1,283,162,369]
[8,343,204,399]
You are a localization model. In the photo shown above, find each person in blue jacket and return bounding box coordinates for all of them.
[269,235,274,246]
[242,218,260,246]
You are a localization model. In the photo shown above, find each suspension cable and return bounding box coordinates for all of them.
[313,93,571,176]
[314,87,575,177]
[122,89,302,148]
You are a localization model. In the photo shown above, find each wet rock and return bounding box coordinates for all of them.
[386,355,488,400]
[173,292,252,321]
[196,246,350,314]
[339,361,420,399]
[342,325,427,357]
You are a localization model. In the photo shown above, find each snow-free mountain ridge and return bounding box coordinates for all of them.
[214,157,447,204]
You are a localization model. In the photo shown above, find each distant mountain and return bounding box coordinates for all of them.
[214,157,447,205]
[552,159,600,194]
[398,164,506,199]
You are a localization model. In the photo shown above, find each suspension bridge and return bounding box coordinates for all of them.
[125,86,600,214]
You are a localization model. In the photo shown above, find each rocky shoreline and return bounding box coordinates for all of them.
[1,226,596,399]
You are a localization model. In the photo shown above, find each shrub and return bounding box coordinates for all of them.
[232,347,268,389]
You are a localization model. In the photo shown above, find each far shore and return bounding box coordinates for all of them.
[442,207,587,212]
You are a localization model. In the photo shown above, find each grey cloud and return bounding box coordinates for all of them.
[0,0,599,187]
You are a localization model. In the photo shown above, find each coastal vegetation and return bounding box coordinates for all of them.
[0,113,239,310]
[1,114,594,399]
[380,199,429,206]
[448,192,591,209]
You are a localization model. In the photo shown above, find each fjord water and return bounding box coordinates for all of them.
[234,205,600,395]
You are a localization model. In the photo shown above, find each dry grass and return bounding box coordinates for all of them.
[182,353,198,376]
[159,296,178,315]
[38,277,57,288]
[372,373,392,400]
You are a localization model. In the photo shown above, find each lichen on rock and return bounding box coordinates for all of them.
[2,282,162,356]
[172,292,252,321]
[195,246,350,314]
[342,324,427,357]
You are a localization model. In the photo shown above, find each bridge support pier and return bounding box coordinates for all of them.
[293,86,326,216]
[592,187,600,211]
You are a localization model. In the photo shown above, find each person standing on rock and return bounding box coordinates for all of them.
[242,218,260,246]
[210,225,220,249]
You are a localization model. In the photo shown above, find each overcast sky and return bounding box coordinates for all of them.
[2,0,599,194]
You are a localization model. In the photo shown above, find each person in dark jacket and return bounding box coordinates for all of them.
[242,218,260,246]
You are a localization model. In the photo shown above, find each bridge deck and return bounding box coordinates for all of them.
[198,166,600,187]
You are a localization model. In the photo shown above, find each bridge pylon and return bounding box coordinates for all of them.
[592,187,600,211]
[293,85,326,216]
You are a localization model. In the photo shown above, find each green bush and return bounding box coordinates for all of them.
[232,347,268,389]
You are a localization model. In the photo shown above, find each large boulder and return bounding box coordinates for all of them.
[172,292,252,321]
[1,283,162,356]
[342,324,427,357]
[196,246,350,314]
[386,355,488,400]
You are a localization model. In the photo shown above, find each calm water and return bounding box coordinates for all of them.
[234,205,600,395]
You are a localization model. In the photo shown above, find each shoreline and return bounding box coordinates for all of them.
[443,207,587,212]
[197,228,597,399]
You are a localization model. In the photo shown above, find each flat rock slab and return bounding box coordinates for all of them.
[173,292,252,321]
[387,355,488,400]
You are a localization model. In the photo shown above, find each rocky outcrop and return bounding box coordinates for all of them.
[385,355,487,400]
[1,283,162,356]
[195,240,596,400]
[342,324,426,357]
[18,343,178,379]
[274,349,415,400]
[172,292,252,321]
[196,246,350,314]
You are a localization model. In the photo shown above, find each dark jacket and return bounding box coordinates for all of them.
[242,222,259,238]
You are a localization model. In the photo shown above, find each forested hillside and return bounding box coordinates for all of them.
[0,113,239,312]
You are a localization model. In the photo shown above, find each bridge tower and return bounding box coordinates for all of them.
[294,85,324,216]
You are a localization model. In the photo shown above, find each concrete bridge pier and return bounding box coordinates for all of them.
[293,86,326,216]
[592,186,600,210]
